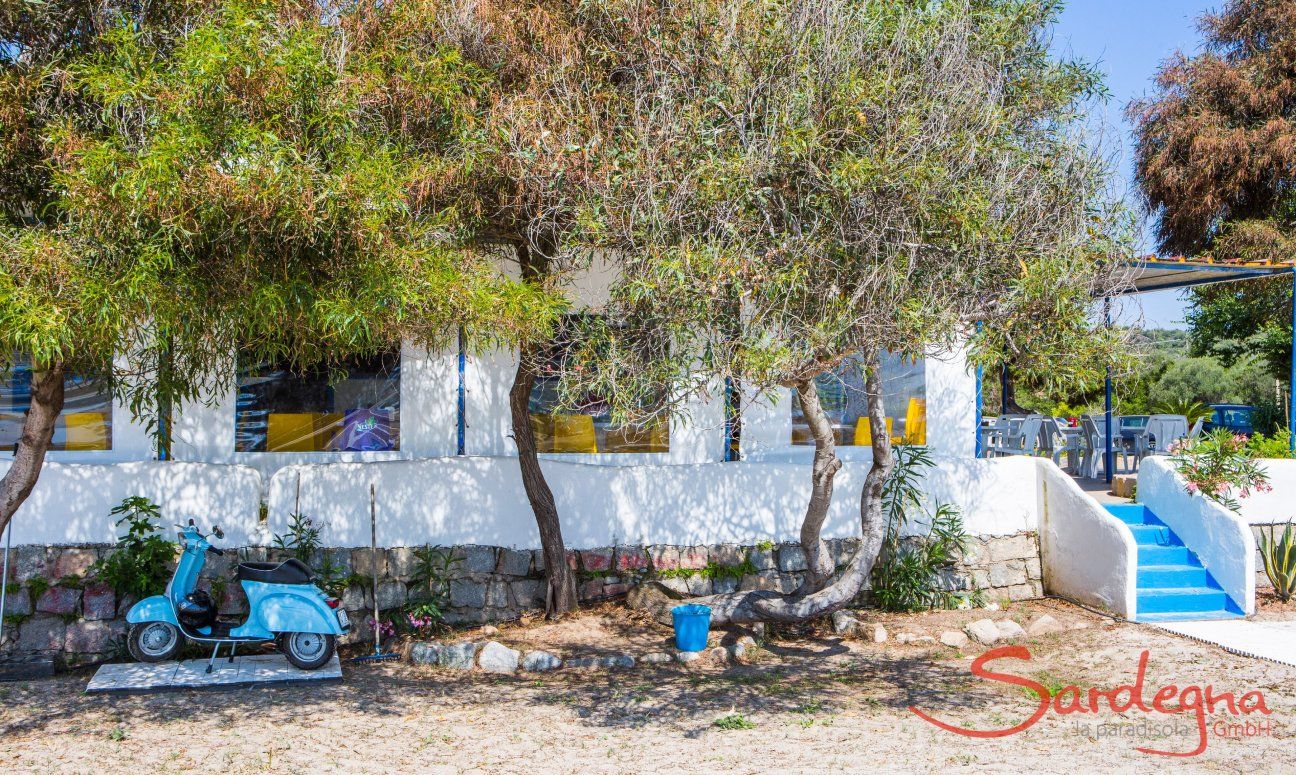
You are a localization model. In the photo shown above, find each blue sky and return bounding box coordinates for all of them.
[1053,0,1220,329]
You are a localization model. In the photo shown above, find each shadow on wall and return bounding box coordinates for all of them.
[0,461,263,545]
[267,455,1041,549]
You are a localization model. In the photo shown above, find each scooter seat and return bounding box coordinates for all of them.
[236,558,314,585]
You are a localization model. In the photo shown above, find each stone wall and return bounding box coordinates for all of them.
[0,532,1042,660]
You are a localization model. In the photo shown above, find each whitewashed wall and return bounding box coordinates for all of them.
[263,455,1040,548]
[0,461,263,546]
[1234,459,1296,526]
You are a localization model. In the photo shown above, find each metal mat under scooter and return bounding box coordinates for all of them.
[85,653,342,694]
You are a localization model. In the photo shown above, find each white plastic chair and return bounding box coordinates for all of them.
[1144,414,1189,457]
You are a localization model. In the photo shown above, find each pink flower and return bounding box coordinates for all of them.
[1186,482,1198,493]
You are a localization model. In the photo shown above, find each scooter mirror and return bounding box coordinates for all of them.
[212,525,224,540]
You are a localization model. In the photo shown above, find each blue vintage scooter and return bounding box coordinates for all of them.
[126,520,349,670]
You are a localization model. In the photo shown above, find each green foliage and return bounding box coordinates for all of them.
[1169,430,1272,511]
[871,447,974,612]
[1152,399,1214,426]
[1258,521,1296,603]
[272,513,322,565]
[1246,430,1295,460]
[1149,357,1233,407]
[409,545,461,615]
[712,713,756,731]
[92,496,175,600]
[657,557,757,583]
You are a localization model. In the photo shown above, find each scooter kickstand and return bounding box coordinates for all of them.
[228,642,236,664]
[207,642,221,674]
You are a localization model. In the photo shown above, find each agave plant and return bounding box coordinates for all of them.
[1153,398,1213,426]
[1259,521,1296,603]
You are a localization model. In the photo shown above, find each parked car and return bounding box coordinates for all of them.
[1204,404,1255,436]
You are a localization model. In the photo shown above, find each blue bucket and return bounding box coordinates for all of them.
[671,604,712,652]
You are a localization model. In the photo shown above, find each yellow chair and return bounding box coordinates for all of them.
[267,413,321,452]
[902,398,927,445]
[316,412,346,451]
[552,414,598,453]
[852,416,893,446]
[604,421,670,453]
[528,414,555,453]
[62,412,110,451]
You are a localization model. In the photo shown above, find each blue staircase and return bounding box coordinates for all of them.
[1104,504,1244,623]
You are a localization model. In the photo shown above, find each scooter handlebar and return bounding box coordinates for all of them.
[207,546,225,556]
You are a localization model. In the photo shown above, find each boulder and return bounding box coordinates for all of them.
[965,618,1001,646]
[522,650,563,671]
[36,586,80,616]
[1025,614,1066,637]
[994,619,1027,640]
[81,583,116,621]
[868,623,888,643]
[440,641,481,669]
[939,631,970,649]
[65,620,122,655]
[728,635,758,663]
[478,641,521,674]
[640,651,674,665]
[566,654,635,670]
[831,610,860,637]
[496,548,533,577]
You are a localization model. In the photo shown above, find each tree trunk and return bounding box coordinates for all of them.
[1001,367,1029,415]
[509,241,578,616]
[673,351,894,625]
[0,362,65,537]
[795,378,841,592]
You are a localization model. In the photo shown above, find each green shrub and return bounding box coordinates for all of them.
[870,446,974,612]
[1245,429,1295,460]
[93,497,175,600]
[1258,521,1295,602]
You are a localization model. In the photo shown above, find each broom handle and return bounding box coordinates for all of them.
[371,483,380,654]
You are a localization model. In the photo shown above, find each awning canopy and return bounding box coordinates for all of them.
[1119,256,1294,294]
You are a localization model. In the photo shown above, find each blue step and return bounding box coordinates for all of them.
[1127,524,1181,546]
[1137,587,1230,614]
[1103,503,1243,622]
[1137,565,1210,588]
[1138,545,1193,565]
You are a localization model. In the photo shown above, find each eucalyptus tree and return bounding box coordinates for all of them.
[568,0,1134,623]
[0,0,556,536]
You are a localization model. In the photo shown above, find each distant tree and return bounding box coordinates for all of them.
[566,0,1132,623]
[1129,0,1295,389]
[1149,358,1234,407]
[0,1,553,536]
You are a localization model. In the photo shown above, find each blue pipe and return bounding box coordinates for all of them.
[1290,269,1295,451]
[457,326,466,456]
[975,324,984,458]
[1104,298,1114,483]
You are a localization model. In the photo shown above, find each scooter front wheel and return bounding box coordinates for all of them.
[128,622,183,663]
[279,631,336,670]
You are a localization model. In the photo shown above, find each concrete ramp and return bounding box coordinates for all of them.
[86,653,341,694]
[1153,619,1296,668]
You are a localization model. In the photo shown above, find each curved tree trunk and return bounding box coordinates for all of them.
[795,378,841,592]
[509,241,578,616]
[0,362,65,537]
[676,351,894,625]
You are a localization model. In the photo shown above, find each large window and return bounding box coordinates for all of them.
[0,357,113,452]
[235,352,400,453]
[528,317,669,454]
[791,352,926,447]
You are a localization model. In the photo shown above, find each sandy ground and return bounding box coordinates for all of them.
[1,599,1293,774]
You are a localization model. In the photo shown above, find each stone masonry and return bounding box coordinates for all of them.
[0,532,1042,661]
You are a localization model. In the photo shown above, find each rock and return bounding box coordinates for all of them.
[17,615,66,652]
[510,579,542,608]
[36,586,80,615]
[456,545,498,574]
[342,584,368,611]
[65,620,122,654]
[684,575,712,596]
[658,576,690,596]
[614,547,650,572]
[578,579,605,601]
[989,561,1029,588]
[2,585,32,616]
[566,654,635,670]
[350,548,388,579]
[728,636,758,662]
[965,619,1001,645]
[675,650,702,665]
[712,576,738,594]
[983,602,1001,611]
[375,580,407,611]
[522,650,563,671]
[578,548,614,572]
[496,548,533,577]
[640,651,674,665]
[987,533,1038,563]
[478,641,521,674]
[81,583,116,621]
[994,619,1027,640]
[776,544,807,572]
[625,581,682,625]
[1025,614,1066,637]
[940,630,970,649]
[895,632,918,645]
[441,641,481,670]
[387,547,417,580]
[911,636,937,646]
[677,547,709,570]
[485,580,511,608]
[706,646,730,665]
[869,623,888,643]
[749,547,776,571]
[408,642,444,665]
[52,548,98,580]
[449,579,487,609]
[831,610,860,636]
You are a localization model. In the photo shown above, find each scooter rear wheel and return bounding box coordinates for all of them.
[279,631,336,670]
[128,622,183,663]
